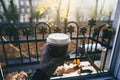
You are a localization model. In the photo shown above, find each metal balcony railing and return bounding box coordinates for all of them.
[0,19,114,76]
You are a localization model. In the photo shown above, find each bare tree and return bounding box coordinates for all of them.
[64,0,70,33]
[29,0,33,21]
[56,0,61,27]
[0,0,19,23]
[94,0,98,20]
[0,0,10,22]
[98,0,106,19]
[76,9,80,23]
[9,0,15,22]
[29,0,34,33]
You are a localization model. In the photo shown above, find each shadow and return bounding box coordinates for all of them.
[81,69,93,74]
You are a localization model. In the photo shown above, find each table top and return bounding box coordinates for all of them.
[51,61,97,79]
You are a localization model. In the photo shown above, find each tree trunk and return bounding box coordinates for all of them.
[98,0,105,19]
[10,0,15,23]
[29,0,33,34]
[94,0,98,20]
[56,0,61,27]
[76,9,80,23]
[0,0,10,22]
[64,0,70,33]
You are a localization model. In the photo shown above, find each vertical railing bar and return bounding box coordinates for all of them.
[93,31,100,62]
[11,23,24,64]
[86,25,92,62]
[93,41,98,62]
[18,44,24,64]
[26,34,31,63]
[70,32,72,38]
[101,36,105,44]
[0,23,24,65]
[35,22,51,62]
[82,35,85,56]
[87,19,96,55]
[0,37,8,65]
[76,25,79,58]
[35,28,39,62]
[102,39,111,70]
[42,33,44,39]
[72,22,79,58]
[15,28,24,64]
[0,26,8,65]
[90,38,94,58]
[9,23,24,64]
[87,26,92,55]
[65,22,79,58]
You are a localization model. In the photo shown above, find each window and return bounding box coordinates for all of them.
[20,1,24,6]
[108,0,120,79]
[21,8,25,13]
[26,1,29,6]
[27,8,30,13]
[110,20,120,79]
[0,0,119,80]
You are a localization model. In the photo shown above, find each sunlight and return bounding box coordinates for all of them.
[36,0,117,21]
[37,0,56,14]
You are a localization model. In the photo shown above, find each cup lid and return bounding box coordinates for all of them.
[47,33,71,45]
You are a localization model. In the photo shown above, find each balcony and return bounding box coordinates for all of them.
[0,0,120,79]
[0,19,116,80]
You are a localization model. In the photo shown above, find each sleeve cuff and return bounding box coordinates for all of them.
[31,69,49,80]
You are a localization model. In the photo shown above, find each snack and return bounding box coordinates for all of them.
[77,59,80,65]
[0,62,7,74]
[5,71,28,80]
[54,60,82,76]
[72,59,80,65]
[73,59,77,64]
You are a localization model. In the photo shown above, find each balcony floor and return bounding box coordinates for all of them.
[5,60,100,79]
[0,57,117,80]
[1,52,112,80]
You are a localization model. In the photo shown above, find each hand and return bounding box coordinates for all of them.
[39,44,69,77]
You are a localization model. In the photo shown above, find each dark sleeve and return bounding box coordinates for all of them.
[31,69,50,80]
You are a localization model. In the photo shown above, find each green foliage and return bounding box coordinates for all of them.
[32,6,48,20]
[32,10,47,19]
[4,4,20,22]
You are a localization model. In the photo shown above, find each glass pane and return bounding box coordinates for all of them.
[0,0,118,79]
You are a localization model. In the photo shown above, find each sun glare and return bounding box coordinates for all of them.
[36,0,117,21]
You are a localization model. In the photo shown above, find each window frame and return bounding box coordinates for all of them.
[109,19,120,79]
[109,0,120,79]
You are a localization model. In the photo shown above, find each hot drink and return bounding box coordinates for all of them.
[46,33,71,58]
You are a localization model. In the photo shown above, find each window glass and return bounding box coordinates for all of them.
[20,1,24,5]
[27,8,30,13]
[26,0,29,6]
[0,0,118,79]
[21,8,25,13]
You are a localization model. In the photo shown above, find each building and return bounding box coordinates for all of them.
[18,0,41,22]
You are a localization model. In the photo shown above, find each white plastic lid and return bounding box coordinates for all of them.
[47,33,71,45]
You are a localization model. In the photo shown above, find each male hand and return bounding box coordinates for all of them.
[39,44,69,77]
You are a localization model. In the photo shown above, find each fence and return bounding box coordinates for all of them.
[0,19,114,72]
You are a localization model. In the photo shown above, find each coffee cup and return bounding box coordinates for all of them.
[46,33,71,58]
